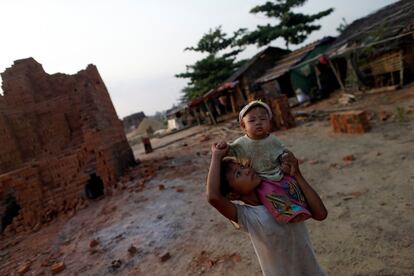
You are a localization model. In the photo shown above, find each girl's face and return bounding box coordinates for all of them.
[226,163,262,195]
[241,107,271,140]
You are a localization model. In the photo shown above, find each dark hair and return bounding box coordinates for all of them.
[220,157,237,197]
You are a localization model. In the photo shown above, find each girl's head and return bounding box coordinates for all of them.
[220,157,262,198]
[239,101,272,140]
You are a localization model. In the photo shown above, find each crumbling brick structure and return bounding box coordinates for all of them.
[0,58,136,234]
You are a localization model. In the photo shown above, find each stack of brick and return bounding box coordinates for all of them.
[269,95,296,129]
[330,110,370,133]
[0,58,136,233]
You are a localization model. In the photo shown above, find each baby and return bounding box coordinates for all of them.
[226,100,311,223]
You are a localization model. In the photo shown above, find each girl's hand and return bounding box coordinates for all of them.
[281,151,300,177]
[211,142,229,159]
[281,162,292,175]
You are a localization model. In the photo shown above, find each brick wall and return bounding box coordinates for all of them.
[0,58,136,234]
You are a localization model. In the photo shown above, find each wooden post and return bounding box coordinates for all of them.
[204,100,216,125]
[399,49,404,87]
[193,107,201,125]
[327,58,345,91]
[313,65,322,89]
[242,77,251,97]
[236,85,247,105]
[230,93,237,114]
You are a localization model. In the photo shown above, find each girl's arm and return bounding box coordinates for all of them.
[206,143,238,222]
[294,172,328,221]
[284,153,328,221]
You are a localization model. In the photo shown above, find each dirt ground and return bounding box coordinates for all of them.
[1,87,414,275]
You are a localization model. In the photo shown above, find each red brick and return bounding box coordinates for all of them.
[159,252,171,262]
[330,111,370,134]
[269,95,296,130]
[16,262,31,275]
[50,262,65,274]
[89,239,99,248]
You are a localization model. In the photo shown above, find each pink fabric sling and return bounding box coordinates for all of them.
[257,176,311,223]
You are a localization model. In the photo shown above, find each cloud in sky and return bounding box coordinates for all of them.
[0,0,397,118]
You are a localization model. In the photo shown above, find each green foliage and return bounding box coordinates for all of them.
[238,0,334,49]
[176,26,246,102]
[184,27,246,54]
[395,106,407,122]
[336,17,348,34]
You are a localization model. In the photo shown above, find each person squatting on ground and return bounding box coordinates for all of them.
[206,142,327,275]
[226,100,311,223]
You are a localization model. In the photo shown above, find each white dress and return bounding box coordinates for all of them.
[234,204,325,276]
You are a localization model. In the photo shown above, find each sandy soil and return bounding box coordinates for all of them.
[1,87,414,275]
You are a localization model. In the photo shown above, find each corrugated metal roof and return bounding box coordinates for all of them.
[256,39,329,83]
[224,46,289,83]
[201,81,239,100]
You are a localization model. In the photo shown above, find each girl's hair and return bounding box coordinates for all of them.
[220,157,251,197]
[220,157,237,197]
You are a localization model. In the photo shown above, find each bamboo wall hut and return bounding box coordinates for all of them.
[326,0,414,93]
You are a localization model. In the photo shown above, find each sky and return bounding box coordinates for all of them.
[0,0,398,118]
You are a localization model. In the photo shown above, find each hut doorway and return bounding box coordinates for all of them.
[1,195,21,232]
[85,173,104,199]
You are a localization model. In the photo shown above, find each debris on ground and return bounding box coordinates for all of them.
[50,262,65,274]
[1,87,413,275]
[342,155,355,162]
[159,252,171,262]
[111,259,122,269]
[128,244,138,255]
[338,93,356,105]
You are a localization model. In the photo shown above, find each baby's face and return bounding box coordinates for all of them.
[226,163,261,195]
[241,107,271,140]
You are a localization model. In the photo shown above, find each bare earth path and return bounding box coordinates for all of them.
[1,87,414,275]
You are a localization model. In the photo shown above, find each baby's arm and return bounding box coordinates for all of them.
[213,140,237,157]
[286,152,328,221]
[206,143,238,222]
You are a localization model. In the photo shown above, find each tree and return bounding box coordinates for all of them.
[176,27,246,101]
[238,0,334,49]
[336,17,348,34]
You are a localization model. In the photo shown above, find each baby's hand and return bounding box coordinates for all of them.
[211,142,229,159]
[216,141,228,150]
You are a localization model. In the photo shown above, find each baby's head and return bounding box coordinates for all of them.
[220,157,262,198]
[239,100,272,140]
